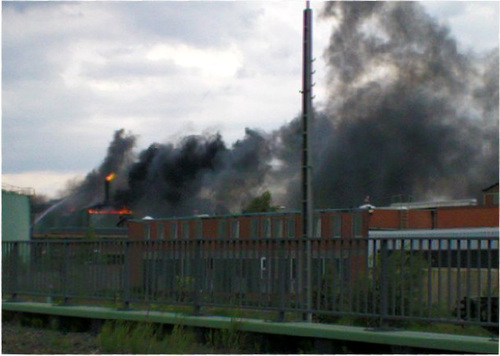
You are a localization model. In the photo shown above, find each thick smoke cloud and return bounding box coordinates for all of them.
[301,1,499,208]
[39,2,498,222]
[63,129,136,210]
[111,128,272,217]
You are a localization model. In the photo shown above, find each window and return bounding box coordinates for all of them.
[314,216,322,237]
[251,218,259,238]
[217,220,227,238]
[195,220,203,238]
[157,223,165,240]
[287,217,296,238]
[182,221,190,239]
[332,215,342,238]
[272,218,283,238]
[262,218,271,238]
[352,214,363,238]
[231,220,240,238]
[170,222,178,239]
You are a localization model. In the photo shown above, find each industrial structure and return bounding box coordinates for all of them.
[2,183,34,242]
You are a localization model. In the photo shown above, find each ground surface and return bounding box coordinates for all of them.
[2,320,102,354]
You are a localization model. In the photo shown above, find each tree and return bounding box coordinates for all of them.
[243,191,280,213]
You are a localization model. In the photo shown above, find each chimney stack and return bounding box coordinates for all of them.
[105,173,116,206]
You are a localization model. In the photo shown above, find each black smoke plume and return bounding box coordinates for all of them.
[61,129,136,210]
[277,1,498,209]
[111,128,272,217]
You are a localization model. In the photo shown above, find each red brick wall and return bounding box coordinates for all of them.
[408,210,433,228]
[369,209,401,229]
[436,206,499,228]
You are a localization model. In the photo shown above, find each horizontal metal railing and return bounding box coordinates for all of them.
[2,236,498,328]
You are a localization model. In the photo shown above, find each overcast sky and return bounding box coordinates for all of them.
[2,1,499,198]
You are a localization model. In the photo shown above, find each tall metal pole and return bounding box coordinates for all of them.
[301,0,314,322]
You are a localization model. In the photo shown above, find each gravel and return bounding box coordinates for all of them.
[2,320,102,354]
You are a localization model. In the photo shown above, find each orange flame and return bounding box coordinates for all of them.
[88,207,132,215]
[105,172,116,181]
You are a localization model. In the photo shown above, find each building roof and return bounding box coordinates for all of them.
[369,227,499,238]
[2,183,35,196]
[482,182,499,192]
[388,199,477,209]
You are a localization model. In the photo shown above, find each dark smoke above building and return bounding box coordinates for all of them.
[36,2,498,221]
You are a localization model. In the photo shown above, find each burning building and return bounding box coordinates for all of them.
[32,2,498,233]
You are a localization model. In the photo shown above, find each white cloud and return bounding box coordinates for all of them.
[2,171,86,198]
[146,43,242,78]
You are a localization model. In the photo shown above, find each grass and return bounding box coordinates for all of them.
[98,319,262,353]
[98,321,208,354]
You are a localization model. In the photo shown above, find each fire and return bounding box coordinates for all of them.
[87,207,132,215]
[105,172,116,181]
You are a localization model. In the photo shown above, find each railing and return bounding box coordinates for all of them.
[2,183,35,196]
[2,236,498,328]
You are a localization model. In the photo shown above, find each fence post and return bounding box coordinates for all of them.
[278,239,286,322]
[9,242,19,301]
[193,239,202,315]
[62,241,70,305]
[122,241,131,310]
[379,239,389,329]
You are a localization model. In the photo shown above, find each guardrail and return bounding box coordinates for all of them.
[2,236,498,328]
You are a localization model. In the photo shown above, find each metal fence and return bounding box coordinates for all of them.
[2,236,498,328]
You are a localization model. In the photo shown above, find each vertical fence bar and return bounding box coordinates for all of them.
[486,239,492,323]
[437,238,443,315]
[466,239,472,321]
[379,239,389,328]
[193,238,202,315]
[455,239,462,321]
[446,239,453,318]
[9,242,19,301]
[417,238,423,317]
[278,239,286,321]
[390,239,396,317]
[122,241,131,310]
[399,238,406,318]
[62,241,69,304]
[476,239,481,322]
[427,238,432,317]
[370,239,377,315]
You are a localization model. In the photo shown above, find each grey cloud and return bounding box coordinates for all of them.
[113,1,260,48]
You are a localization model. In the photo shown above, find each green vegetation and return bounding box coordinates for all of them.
[243,191,280,213]
[98,320,262,353]
[99,321,203,354]
[314,249,441,328]
[205,319,254,353]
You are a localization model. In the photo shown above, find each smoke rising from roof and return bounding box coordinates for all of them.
[305,1,498,207]
[111,128,273,217]
[42,2,498,219]
[59,129,136,210]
